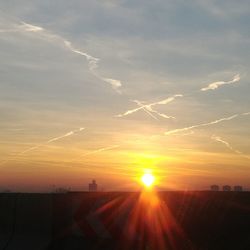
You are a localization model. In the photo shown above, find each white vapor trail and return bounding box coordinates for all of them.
[145,105,176,119]
[211,135,250,160]
[21,22,44,32]
[2,20,122,93]
[133,100,159,120]
[47,127,85,143]
[20,127,85,155]
[211,135,240,153]
[0,128,85,166]
[102,78,122,92]
[63,40,99,72]
[81,145,119,156]
[175,130,195,136]
[117,73,242,121]
[201,74,240,91]
[73,145,119,161]
[164,112,250,135]
[116,94,183,119]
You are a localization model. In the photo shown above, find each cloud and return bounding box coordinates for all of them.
[164,112,250,135]
[47,127,85,144]
[174,130,195,136]
[73,145,119,161]
[116,72,241,120]
[102,78,122,91]
[116,94,183,119]
[64,40,122,93]
[133,100,159,120]
[145,105,176,119]
[63,40,99,72]
[201,74,240,91]
[20,22,44,32]
[1,19,122,92]
[20,127,85,155]
[211,135,250,160]
[0,128,85,166]
[211,135,238,152]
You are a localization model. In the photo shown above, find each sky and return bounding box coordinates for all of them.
[0,0,249,192]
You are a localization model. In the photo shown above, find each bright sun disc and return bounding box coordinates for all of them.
[141,173,155,187]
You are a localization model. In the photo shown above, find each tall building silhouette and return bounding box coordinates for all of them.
[210,185,219,191]
[233,185,243,192]
[89,180,98,192]
[222,185,231,191]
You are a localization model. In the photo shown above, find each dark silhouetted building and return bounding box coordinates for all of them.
[234,185,243,192]
[54,187,70,193]
[89,180,97,192]
[222,185,231,191]
[210,185,219,191]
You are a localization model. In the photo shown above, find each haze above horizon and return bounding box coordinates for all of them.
[0,0,249,192]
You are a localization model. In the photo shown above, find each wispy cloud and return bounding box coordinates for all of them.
[133,100,159,120]
[81,145,119,157]
[211,135,250,160]
[73,145,119,162]
[47,127,85,143]
[20,127,85,155]
[145,104,176,119]
[201,74,240,91]
[0,22,43,33]
[63,40,99,72]
[175,130,195,136]
[116,94,182,119]
[102,78,122,92]
[2,19,122,93]
[116,73,242,120]
[20,22,44,32]
[164,112,250,135]
[0,128,85,166]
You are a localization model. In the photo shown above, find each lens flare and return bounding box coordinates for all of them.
[141,173,155,187]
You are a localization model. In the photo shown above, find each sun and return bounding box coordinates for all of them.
[141,173,155,187]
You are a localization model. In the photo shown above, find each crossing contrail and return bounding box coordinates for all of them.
[116,94,183,119]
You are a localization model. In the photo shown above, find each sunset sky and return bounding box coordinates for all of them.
[0,0,249,191]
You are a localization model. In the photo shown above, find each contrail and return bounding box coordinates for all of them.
[80,145,119,157]
[0,128,85,166]
[117,73,241,120]
[174,130,195,136]
[201,74,240,91]
[2,20,122,93]
[164,112,250,135]
[20,22,44,32]
[145,105,176,119]
[47,128,85,143]
[20,127,85,155]
[116,94,183,119]
[133,100,159,120]
[63,40,99,72]
[102,78,122,92]
[211,135,250,160]
[0,21,44,33]
[73,145,119,162]
[133,99,176,120]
